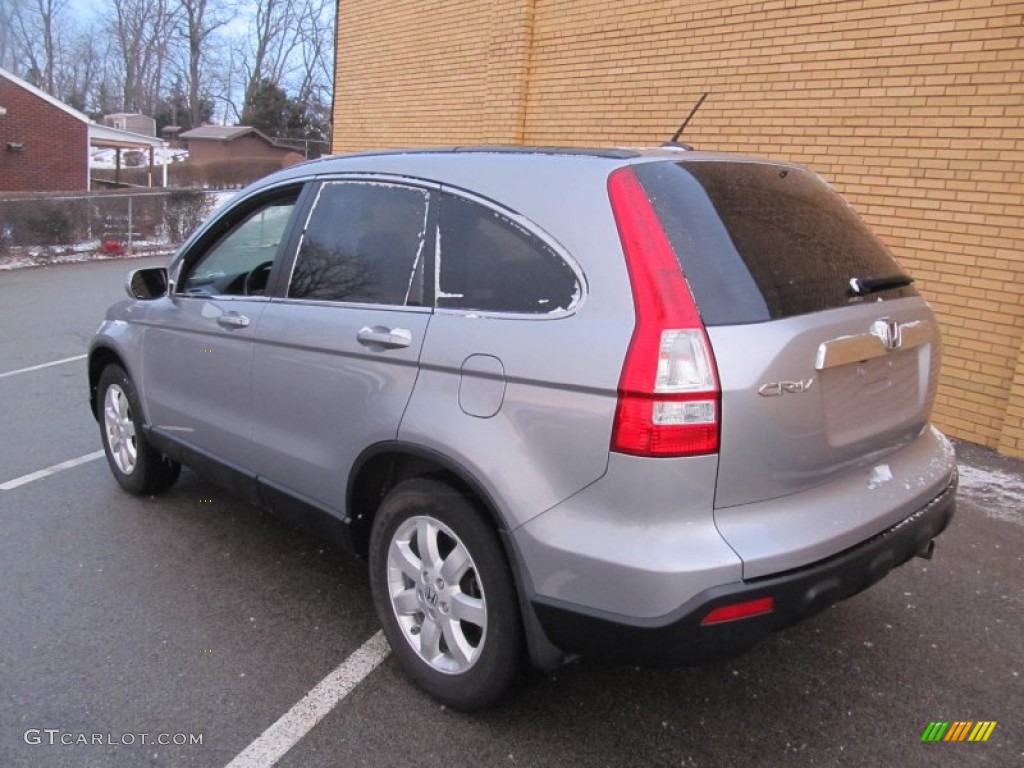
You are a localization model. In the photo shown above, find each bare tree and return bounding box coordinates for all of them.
[176,0,232,126]
[240,0,304,113]
[293,0,333,106]
[8,0,71,94]
[0,0,18,71]
[2,0,335,130]
[6,0,117,115]
[209,46,245,123]
[230,0,335,142]
[108,0,179,113]
[53,28,106,111]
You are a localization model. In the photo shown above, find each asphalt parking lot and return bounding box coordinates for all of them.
[1,258,1021,768]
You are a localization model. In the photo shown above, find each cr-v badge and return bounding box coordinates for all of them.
[758,378,815,397]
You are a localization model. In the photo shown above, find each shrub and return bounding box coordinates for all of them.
[0,200,85,246]
[0,190,217,250]
[164,190,214,243]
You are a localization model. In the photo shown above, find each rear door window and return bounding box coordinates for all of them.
[633,160,918,325]
[288,181,431,306]
[436,194,580,314]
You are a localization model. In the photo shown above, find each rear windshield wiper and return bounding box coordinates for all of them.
[848,274,914,297]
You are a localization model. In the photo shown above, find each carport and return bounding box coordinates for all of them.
[88,123,168,190]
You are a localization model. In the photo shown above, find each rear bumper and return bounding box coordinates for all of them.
[531,476,956,665]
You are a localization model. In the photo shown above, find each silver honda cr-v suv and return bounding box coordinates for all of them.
[89,147,957,710]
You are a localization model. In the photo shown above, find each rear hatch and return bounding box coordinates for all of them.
[632,158,941,510]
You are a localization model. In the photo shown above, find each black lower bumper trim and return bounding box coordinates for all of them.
[532,478,956,665]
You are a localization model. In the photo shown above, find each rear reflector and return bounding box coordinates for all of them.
[607,167,721,457]
[700,596,775,626]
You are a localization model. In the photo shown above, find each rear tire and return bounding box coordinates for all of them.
[369,478,523,710]
[98,364,181,495]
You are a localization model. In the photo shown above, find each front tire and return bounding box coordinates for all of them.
[98,364,181,495]
[369,478,523,710]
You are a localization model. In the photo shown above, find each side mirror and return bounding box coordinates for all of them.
[125,267,169,300]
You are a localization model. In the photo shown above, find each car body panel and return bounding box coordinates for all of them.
[714,425,956,579]
[137,295,268,466]
[709,297,942,510]
[89,299,152,416]
[400,310,627,530]
[512,452,739,619]
[515,426,955,617]
[529,476,955,663]
[248,300,432,512]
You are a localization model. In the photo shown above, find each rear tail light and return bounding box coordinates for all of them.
[607,167,720,457]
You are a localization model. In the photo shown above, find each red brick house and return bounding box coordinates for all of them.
[0,67,168,192]
[0,66,89,191]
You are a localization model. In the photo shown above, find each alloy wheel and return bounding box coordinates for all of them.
[103,383,137,475]
[386,514,487,674]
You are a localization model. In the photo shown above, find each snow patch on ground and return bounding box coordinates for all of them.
[90,148,189,169]
[957,463,1024,526]
[0,247,174,270]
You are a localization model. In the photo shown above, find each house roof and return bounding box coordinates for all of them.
[89,123,167,150]
[179,125,276,143]
[0,65,89,123]
[0,67,166,150]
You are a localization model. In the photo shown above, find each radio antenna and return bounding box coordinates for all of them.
[668,92,709,144]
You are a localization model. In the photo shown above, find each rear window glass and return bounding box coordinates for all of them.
[437,194,579,314]
[633,161,918,325]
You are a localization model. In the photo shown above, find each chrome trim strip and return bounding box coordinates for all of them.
[815,320,934,370]
[898,320,931,350]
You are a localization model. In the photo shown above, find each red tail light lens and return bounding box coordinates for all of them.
[700,596,775,626]
[607,167,720,457]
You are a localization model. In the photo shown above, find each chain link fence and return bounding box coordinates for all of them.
[0,189,230,265]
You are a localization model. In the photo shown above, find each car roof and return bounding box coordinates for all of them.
[254,145,800,192]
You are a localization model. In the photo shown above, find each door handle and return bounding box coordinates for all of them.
[217,312,250,329]
[357,326,412,349]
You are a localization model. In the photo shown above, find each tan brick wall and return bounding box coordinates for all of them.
[334,0,531,146]
[1002,335,1024,455]
[334,0,1024,456]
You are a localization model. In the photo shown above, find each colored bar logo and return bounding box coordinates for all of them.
[921,721,997,742]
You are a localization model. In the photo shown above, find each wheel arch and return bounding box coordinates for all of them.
[346,442,509,559]
[88,345,129,421]
[348,441,566,670]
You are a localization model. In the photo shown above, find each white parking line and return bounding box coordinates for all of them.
[224,630,391,768]
[0,450,106,491]
[0,354,87,380]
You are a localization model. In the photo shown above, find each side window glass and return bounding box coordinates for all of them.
[437,195,579,314]
[288,182,430,306]
[180,195,298,296]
